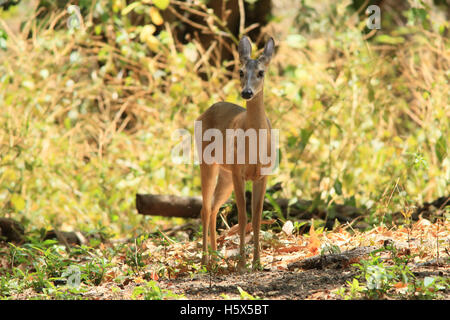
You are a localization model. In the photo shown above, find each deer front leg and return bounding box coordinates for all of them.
[251,177,267,270]
[232,171,247,272]
[199,164,219,266]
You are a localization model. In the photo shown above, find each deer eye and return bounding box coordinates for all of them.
[239,70,244,78]
[257,70,264,78]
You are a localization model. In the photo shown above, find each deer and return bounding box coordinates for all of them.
[195,36,275,272]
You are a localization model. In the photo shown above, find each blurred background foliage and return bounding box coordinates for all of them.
[0,0,448,237]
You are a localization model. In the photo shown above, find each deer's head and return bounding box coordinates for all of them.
[238,36,274,100]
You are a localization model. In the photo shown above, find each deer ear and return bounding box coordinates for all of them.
[259,37,274,66]
[238,36,252,64]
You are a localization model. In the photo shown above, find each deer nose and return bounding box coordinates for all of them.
[241,89,253,99]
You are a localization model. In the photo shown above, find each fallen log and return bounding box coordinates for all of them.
[136,194,203,218]
[0,218,25,243]
[412,196,449,220]
[136,182,364,222]
[135,193,363,224]
[43,230,87,247]
[137,191,449,225]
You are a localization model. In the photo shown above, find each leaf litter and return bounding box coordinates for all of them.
[115,218,449,299]
[1,218,448,300]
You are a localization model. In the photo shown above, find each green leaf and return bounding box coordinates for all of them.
[423,276,435,288]
[237,286,258,300]
[286,34,307,49]
[94,25,102,35]
[11,194,26,211]
[334,179,343,195]
[288,196,298,207]
[266,194,284,222]
[153,0,170,10]
[411,8,428,23]
[374,35,405,45]
[298,128,313,154]
[0,38,7,51]
[368,83,375,102]
[121,1,142,15]
[0,28,8,50]
[435,135,447,163]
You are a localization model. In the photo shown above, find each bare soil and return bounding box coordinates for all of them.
[158,268,358,300]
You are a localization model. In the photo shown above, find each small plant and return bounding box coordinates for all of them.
[413,276,448,300]
[400,206,414,247]
[0,270,28,298]
[237,286,260,300]
[124,234,150,275]
[80,258,110,286]
[320,242,341,255]
[336,278,365,300]
[293,221,308,234]
[132,281,184,300]
[356,256,394,299]
[344,242,448,300]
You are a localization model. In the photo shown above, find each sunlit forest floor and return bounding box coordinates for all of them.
[1,217,448,299]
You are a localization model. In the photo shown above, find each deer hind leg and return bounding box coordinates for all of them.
[231,171,247,272]
[251,177,267,270]
[200,163,219,266]
[209,168,233,252]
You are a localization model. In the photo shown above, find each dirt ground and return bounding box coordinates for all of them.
[158,268,358,299]
[119,217,449,300]
[79,262,449,300]
[156,266,449,300]
[80,217,450,300]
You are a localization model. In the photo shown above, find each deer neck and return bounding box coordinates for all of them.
[245,88,266,129]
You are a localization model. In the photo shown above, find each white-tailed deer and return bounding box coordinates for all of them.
[195,36,275,272]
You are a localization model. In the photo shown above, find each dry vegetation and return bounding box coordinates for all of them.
[0,0,448,299]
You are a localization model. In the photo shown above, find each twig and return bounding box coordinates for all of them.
[52,227,72,253]
[243,23,260,35]
[288,246,378,270]
[157,228,177,244]
[194,40,217,72]
[238,0,245,37]
[168,6,211,33]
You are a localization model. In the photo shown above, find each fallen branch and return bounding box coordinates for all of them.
[287,246,378,270]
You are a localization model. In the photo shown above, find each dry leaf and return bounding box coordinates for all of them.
[134,277,145,284]
[394,281,407,289]
[282,220,294,236]
[307,223,321,254]
[149,7,164,26]
[277,245,304,253]
[140,25,159,52]
[150,271,159,281]
[217,219,275,242]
